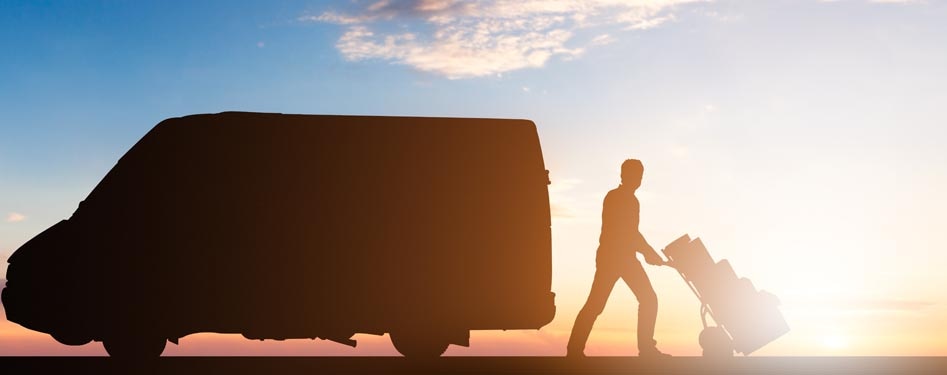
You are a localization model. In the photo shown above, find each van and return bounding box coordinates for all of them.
[2,112,556,358]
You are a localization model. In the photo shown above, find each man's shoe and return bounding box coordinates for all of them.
[639,347,672,359]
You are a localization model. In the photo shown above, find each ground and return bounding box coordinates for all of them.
[1,357,945,375]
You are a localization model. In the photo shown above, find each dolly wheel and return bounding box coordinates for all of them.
[699,326,733,358]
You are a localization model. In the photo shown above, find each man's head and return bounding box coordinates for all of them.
[621,159,644,190]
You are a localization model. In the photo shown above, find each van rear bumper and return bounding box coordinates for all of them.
[532,291,556,328]
[467,291,556,330]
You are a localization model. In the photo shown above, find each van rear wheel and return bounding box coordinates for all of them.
[390,331,449,358]
[103,334,166,359]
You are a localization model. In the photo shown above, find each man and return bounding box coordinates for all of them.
[567,159,670,358]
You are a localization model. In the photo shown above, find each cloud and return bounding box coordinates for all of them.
[787,296,937,316]
[843,298,936,312]
[299,12,378,25]
[590,33,616,46]
[5,212,25,223]
[550,203,574,218]
[305,0,709,79]
[549,178,583,218]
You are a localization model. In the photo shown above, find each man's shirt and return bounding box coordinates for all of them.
[597,185,652,263]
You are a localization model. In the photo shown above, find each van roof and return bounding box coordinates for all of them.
[157,111,536,129]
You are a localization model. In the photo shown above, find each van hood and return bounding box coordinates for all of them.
[3,219,80,336]
[6,220,71,272]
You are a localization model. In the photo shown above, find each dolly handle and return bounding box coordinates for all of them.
[660,248,675,268]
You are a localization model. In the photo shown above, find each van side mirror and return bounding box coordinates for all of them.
[545,170,551,185]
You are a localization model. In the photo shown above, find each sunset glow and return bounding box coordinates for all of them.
[2,0,947,357]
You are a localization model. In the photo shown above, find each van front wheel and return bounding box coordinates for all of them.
[103,334,166,359]
[390,331,449,358]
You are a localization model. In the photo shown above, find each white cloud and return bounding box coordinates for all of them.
[306,0,709,79]
[549,178,583,218]
[5,212,25,223]
[299,11,378,25]
[549,177,583,194]
[368,0,392,12]
[590,33,616,46]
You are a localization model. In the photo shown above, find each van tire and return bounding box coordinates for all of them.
[390,332,449,358]
[103,334,166,359]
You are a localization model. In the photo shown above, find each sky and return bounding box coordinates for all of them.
[2,0,947,356]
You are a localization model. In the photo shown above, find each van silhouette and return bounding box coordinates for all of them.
[2,112,556,358]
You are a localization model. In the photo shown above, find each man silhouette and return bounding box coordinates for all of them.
[567,159,670,358]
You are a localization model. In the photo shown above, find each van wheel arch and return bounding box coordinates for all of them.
[52,332,92,346]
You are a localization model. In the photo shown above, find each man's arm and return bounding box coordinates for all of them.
[636,232,665,266]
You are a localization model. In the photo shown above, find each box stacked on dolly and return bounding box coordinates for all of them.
[663,234,789,356]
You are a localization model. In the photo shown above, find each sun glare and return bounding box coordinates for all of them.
[822,333,849,350]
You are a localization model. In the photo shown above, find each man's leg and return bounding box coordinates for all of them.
[566,266,619,356]
[618,260,660,354]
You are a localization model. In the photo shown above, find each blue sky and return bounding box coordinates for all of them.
[2,0,947,355]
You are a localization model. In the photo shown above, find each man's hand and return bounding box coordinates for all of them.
[644,252,667,266]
